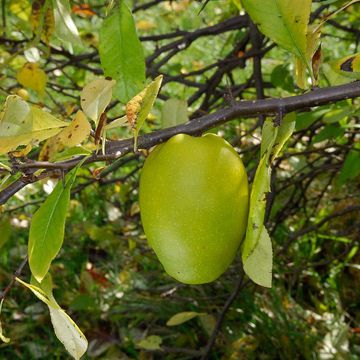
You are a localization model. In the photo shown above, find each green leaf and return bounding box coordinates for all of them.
[243,227,273,287]
[137,335,162,351]
[270,64,294,92]
[28,164,81,282]
[0,95,68,155]
[52,0,82,50]
[242,113,296,288]
[80,77,116,125]
[99,1,146,103]
[242,0,312,82]
[0,173,21,192]
[166,311,201,326]
[242,128,275,272]
[0,160,11,172]
[337,148,360,185]
[0,217,11,249]
[104,115,128,130]
[295,108,328,131]
[312,124,345,143]
[271,112,296,161]
[17,276,88,360]
[260,119,278,158]
[161,99,189,128]
[323,106,352,124]
[52,146,92,162]
[0,300,10,343]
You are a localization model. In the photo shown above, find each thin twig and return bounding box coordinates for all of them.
[0,256,28,301]
[200,269,248,359]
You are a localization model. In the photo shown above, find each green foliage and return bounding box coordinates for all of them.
[338,146,360,185]
[0,0,359,359]
[242,0,312,81]
[161,98,189,128]
[99,1,145,103]
[242,114,295,287]
[28,163,81,282]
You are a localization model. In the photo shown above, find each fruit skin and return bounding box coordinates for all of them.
[139,133,249,284]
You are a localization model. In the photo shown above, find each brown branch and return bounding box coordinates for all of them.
[0,256,28,302]
[107,81,360,154]
[200,269,248,359]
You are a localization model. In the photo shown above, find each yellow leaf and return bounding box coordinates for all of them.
[16,277,55,307]
[0,300,10,343]
[80,77,116,125]
[11,143,32,157]
[163,0,190,12]
[39,111,91,161]
[166,311,201,326]
[65,102,76,116]
[0,95,68,155]
[16,88,30,100]
[9,0,31,21]
[130,202,140,216]
[57,110,91,147]
[17,276,88,360]
[333,52,360,80]
[295,25,322,88]
[16,62,47,97]
[48,308,88,360]
[124,75,163,151]
[136,20,156,31]
[137,335,162,350]
[126,95,142,130]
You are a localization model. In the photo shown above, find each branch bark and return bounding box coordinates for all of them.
[107,81,360,154]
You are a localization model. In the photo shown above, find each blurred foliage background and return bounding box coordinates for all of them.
[0,0,359,359]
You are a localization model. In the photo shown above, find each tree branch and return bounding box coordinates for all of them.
[0,256,28,302]
[200,269,249,359]
[107,81,360,154]
[1,81,359,206]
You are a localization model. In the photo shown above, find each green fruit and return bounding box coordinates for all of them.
[139,133,249,284]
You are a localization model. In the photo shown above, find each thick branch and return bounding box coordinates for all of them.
[107,81,360,154]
